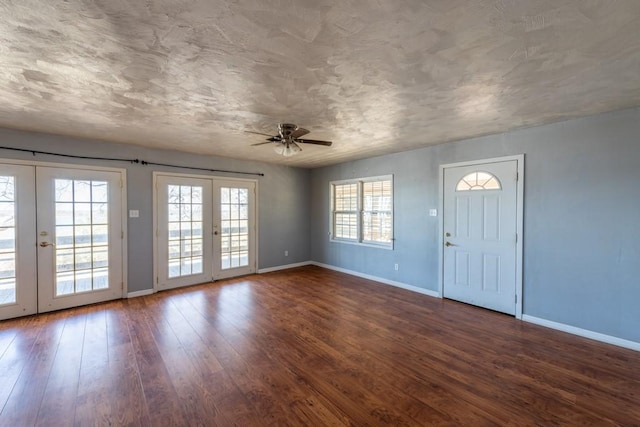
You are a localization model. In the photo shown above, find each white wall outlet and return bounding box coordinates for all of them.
[129,210,139,218]
[429,209,437,217]
[394,263,399,271]
[284,250,288,257]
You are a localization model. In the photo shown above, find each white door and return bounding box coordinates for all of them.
[36,167,124,312]
[156,176,212,290]
[443,160,518,315]
[212,180,256,280]
[155,175,256,289]
[0,165,37,320]
[0,163,125,319]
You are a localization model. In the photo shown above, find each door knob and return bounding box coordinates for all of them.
[445,241,453,247]
[213,231,219,235]
[39,241,55,247]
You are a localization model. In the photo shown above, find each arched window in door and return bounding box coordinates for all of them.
[456,171,501,191]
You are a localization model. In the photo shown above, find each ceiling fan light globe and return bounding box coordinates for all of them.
[285,142,302,157]
[282,145,295,157]
[274,141,302,157]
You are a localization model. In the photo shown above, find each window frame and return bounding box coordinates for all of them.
[330,175,394,249]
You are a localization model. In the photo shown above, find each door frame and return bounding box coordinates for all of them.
[152,171,259,292]
[438,155,524,318]
[0,158,128,307]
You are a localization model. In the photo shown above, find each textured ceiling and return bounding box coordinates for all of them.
[1,1,640,168]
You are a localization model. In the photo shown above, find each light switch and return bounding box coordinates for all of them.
[429,209,437,217]
[129,210,140,218]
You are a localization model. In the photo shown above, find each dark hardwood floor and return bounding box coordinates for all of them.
[0,265,639,426]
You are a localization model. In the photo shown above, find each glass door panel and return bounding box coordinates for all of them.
[0,176,17,305]
[220,187,250,270]
[167,184,204,278]
[53,179,110,295]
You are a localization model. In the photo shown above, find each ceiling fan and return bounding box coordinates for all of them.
[246,123,332,157]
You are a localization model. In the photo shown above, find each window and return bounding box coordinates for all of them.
[331,176,393,248]
[456,171,501,191]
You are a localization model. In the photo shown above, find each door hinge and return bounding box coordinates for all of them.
[121,282,124,290]
[515,294,518,304]
[156,276,159,284]
[516,172,519,181]
[515,233,518,243]
[120,179,124,189]
[121,231,124,239]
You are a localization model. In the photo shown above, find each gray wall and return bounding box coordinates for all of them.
[310,108,640,344]
[0,127,311,293]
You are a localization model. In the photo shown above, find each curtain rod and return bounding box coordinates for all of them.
[0,146,264,177]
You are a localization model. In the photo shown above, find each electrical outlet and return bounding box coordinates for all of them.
[394,263,399,271]
[284,250,288,257]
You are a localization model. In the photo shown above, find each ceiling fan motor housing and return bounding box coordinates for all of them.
[278,123,298,137]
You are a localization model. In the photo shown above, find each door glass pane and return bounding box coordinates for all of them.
[54,179,110,296]
[167,184,204,278]
[456,171,501,191]
[0,176,16,305]
[220,187,249,270]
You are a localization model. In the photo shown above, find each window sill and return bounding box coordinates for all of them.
[330,238,394,251]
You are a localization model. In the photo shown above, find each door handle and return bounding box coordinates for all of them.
[445,241,453,247]
[213,231,219,235]
[39,241,55,247]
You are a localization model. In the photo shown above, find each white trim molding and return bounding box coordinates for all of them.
[311,262,440,298]
[258,261,313,274]
[127,289,155,298]
[523,315,640,352]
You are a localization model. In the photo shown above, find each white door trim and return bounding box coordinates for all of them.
[438,154,524,318]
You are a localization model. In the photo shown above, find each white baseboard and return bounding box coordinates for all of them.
[127,289,155,298]
[522,315,640,352]
[258,261,313,274]
[310,261,440,298]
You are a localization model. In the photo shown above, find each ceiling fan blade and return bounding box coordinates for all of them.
[245,130,275,137]
[251,141,275,146]
[290,127,310,139]
[295,138,333,146]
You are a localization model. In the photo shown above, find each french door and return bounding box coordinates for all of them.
[0,165,37,320]
[155,174,256,290]
[0,162,125,320]
[36,167,124,312]
[212,180,256,280]
[156,176,213,288]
